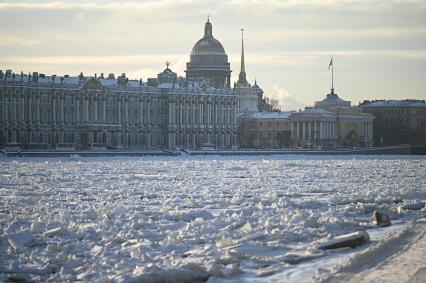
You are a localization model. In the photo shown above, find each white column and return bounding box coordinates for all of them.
[313,122,317,140]
[199,102,203,124]
[118,98,121,124]
[27,95,32,124]
[76,97,80,123]
[369,122,372,144]
[328,122,331,139]
[296,122,300,140]
[11,95,16,125]
[194,102,197,125]
[36,95,40,124]
[332,122,336,139]
[60,96,64,125]
[233,101,237,125]
[52,95,56,124]
[125,98,129,125]
[84,97,89,123]
[147,99,150,124]
[102,98,106,123]
[140,98,143,125]
[94,97,98,123]
[207,103,211,124]
[20,94,25,125]
[302,121,305,140]
[308,121,312,140]
[324,122,330,140]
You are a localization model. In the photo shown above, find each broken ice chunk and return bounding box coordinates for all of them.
[8,231,33,252]
[30,221,44,233]
[43,227,62,237]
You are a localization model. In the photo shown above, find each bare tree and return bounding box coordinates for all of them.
[263,97,281,112]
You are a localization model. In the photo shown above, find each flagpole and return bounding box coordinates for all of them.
[331,56,334,91]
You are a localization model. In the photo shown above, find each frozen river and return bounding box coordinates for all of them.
[1,155,425,282]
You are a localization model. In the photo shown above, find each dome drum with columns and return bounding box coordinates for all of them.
[185,18,231,89]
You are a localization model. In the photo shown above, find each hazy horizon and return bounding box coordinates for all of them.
[1,0,425,109]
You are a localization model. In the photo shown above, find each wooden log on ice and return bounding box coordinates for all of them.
[318,231,370,250]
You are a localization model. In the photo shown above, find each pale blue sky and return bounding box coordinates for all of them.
[1,0,425,109]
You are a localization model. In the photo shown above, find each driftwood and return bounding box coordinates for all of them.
[318,231,370,250]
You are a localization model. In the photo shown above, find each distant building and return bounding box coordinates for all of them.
[359,99,426,145]
[314,88,374,148]
[237,112,292,148]
[237,87,374,149]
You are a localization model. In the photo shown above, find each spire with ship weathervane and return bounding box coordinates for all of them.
[240,28,245,74]
[237,28,249,86]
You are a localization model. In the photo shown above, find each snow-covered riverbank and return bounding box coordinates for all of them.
[0,155,425,282]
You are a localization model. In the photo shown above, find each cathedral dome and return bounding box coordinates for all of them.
[191,37,225,54]
[185,18,231,89]
[191,20,225,54]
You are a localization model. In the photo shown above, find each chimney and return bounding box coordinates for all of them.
[32,72,39,82]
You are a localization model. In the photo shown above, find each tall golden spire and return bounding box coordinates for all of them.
[237,28,249,86]
[240,28,245,74]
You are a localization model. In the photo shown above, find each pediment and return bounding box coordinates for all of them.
[80,77,104,90]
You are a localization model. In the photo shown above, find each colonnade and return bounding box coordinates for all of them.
[291,120,337,141]
[0,83,237,150]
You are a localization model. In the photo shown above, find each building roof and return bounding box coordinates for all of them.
[0,69,235,95]
[302,107,336,114]
[360,100,426,108]
[315,88,351,108]
[245,111,292,119]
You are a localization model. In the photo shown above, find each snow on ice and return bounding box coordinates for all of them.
[0,155,425,282]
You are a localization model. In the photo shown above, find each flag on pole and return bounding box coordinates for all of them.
[328,57,333,70]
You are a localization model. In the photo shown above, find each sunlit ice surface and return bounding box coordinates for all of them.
[1,155,425,282]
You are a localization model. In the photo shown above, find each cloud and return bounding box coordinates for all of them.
[0,1,205,13]
[0,54,187,66]
[2,48,425,79]
[1,0,425,104]
[256,27,426,40]
[270,85,306,111]
[0,37,41,47]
